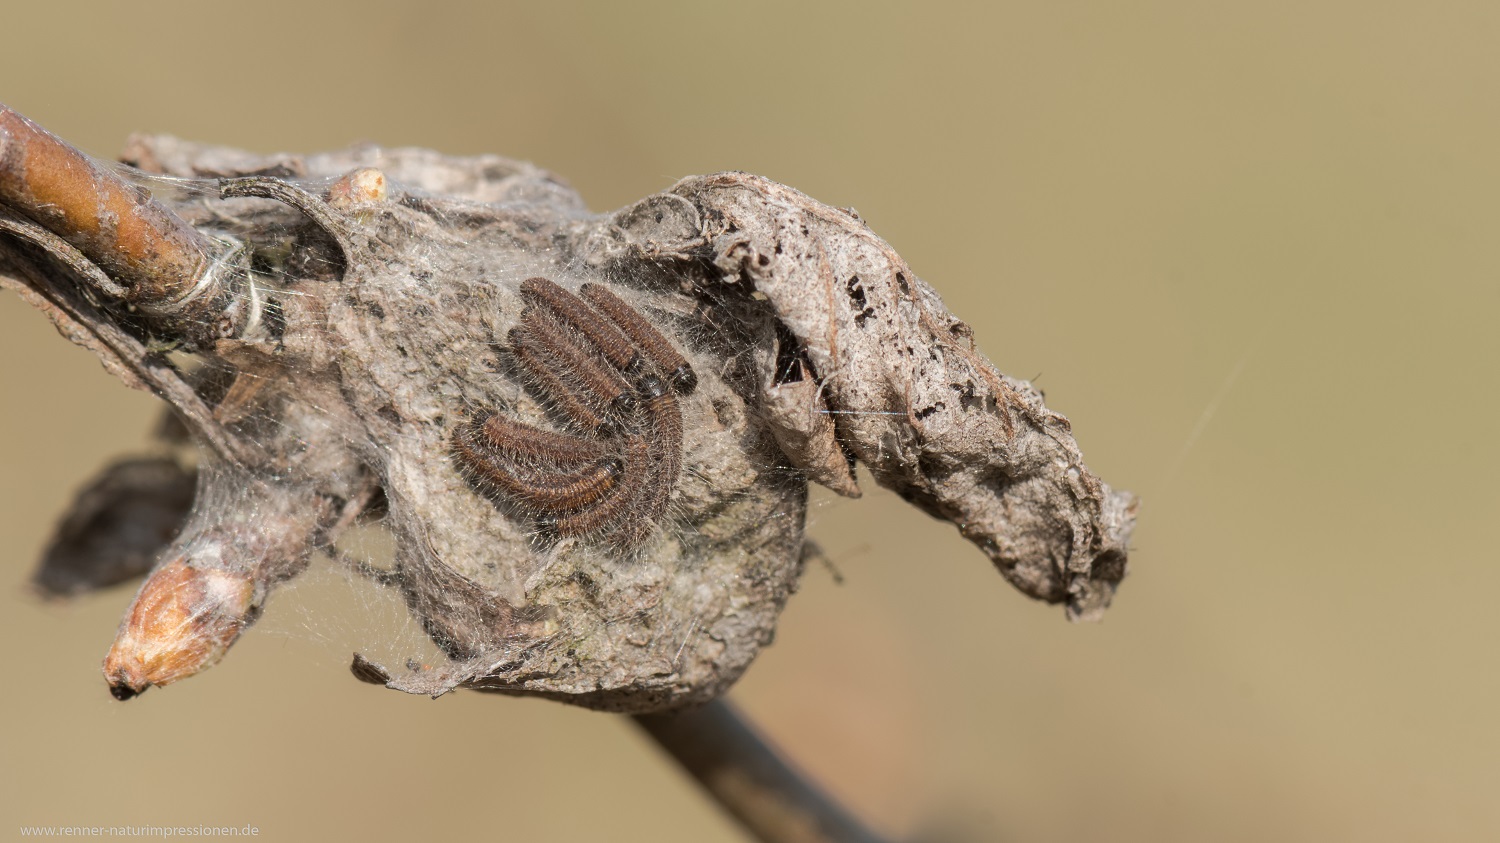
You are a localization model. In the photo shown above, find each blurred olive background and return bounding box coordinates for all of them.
[3,2,1498,841]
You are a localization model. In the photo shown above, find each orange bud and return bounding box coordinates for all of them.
[326,167,388,209]
[102,558,255,700]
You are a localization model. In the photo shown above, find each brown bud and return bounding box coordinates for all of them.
[326,167,388,209]
[102,558,256,700]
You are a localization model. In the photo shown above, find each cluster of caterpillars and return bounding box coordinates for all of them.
[453,277,696,548]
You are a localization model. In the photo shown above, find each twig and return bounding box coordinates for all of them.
[0,105,210,304]
[0,220,258,467]
[634,700,891,843]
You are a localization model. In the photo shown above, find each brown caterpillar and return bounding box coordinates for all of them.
[507,327,612,434]
[455,278,694,548]
[516,307,636,419]
[607,391,683,548]
[547,434,654,539]
[580,282,697,394]
[520,277,643,374]
[475,412,607,466]
[455,429,623,512]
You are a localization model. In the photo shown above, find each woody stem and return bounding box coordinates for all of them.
[633,699,891,843]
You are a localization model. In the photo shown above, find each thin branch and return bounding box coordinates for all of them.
[634,700,892,843]
[219,175,359,265]
[0,105,211,304]
[0,230,257,467]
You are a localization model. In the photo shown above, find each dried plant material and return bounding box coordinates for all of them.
[32,456,196,598]
[664,174,1137,619]
[102,465,340,699]
[0,105,1136,711]
[763,352,860,499]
